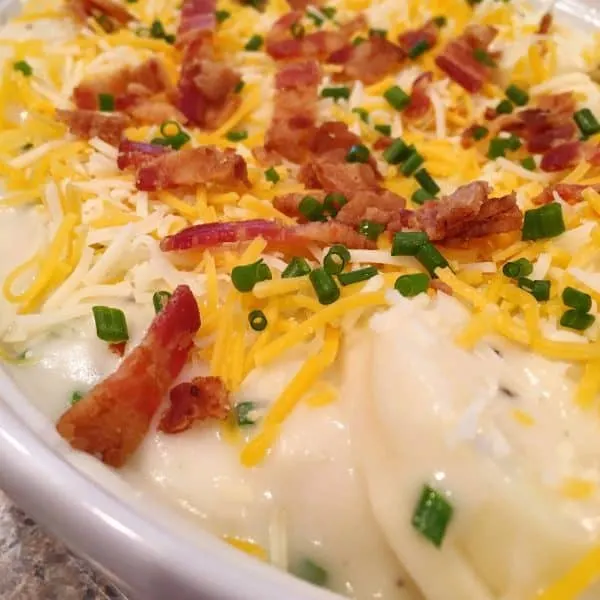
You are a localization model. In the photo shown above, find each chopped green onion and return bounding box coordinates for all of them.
[290,22,305,38]
[408,39,430,59]
[401,149,424,176]
[472,125,489,140]
[487,137,507,159]
[150,19,167,38]
[369,28,387,38]
[412,188,435,205]
[235,401,259,426]
[282,256,312,279]
[346,143,370,163]
[125,0,137,4]
[338,266,378,286]
[382,138,410,164]
[391,231,429,256]
[496,99,514,115]
[384,85,410,111]
[505,134,522,151]
[411,484,454,548]
[472,48,496,68]
[13,60,33,76]
[394,273,429,297]
[518,277,551,302]
[299,195,325,221]
[432,15,447,28]
[98,93,115,112]
[352,36,366,46]
[520,156,536,171]
[414,168,440,195]
[522,203,565,241]
[321,5,336,18]
[310,268,340,305]
[560,309,596,331]
[233,80,245,94]
[506,83,529,106]
[153,121,191,150]
[248,309,268,331]
[358,220,384,241]
[502,258,533,279]
[231,259,272,292]
[352,107,369,123]
[323,244,351,275]
[92,306,129,343]
[264,167,280,184]
[160,120,182,137]
[291,558,329,587]
[416,243,449,276]
[152,290,172,313]
[306,10,323,26]
[574,108,600,136]
[323,192,347,217]
[320,86,351,101]
[226,129,248,142]
[70,391,83,405]
[562,286,592,312]
[245,34,263,51]
[215,9,230,23]
[374,123,392,136]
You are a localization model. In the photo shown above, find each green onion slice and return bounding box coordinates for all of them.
[391,231,429,256]
[264,167,280,183]
[244,34,263,51]
[562,286,592,312]
[321,86,351,101]
[13,60,33,76]
[337,266,378,286]
[358,219,384,241]
[382,138,410,164]
[291,558,329,587]
[346,144,370,163]
[411,484,454,547]
[574,108,600,136]
[226,129,248,142]
[323,244,351,275]
[323,192,347,217]
[374,123,392,136]
[231,259,272,292]
[408,39,430,59]
[416,243,449,277]
[248,309,268,331]
[518,277,551,301]
[522,203,566,241]
[153,290,172,313]
[282,256,311,279]
[502,258,533,279]
[411,188,434,205]
[560,309,596,331]
[98,93,115,112]
[394,273,430,297]
[495,99,514,114]
[506,83,529,106]
[70,391,84,405]
[92,306,129,343]
[401,149,425,176]
[414,168,440,195]
[384,85,410,111]
[235,401,259,426]
[299,195,325,221]
[309,268,340,305]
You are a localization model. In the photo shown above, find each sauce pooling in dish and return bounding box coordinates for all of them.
[3,0,600,597]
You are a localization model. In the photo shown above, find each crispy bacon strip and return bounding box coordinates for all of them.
[404,72,433,121]
[540,140,600,173]
[56,109,130,146]
[67,0,133,27]
[397,20,439,53]
[159,376,230,434]
[160,218,376,252]
[117,139,170,169]
[335,189,406,228]
[533,182,600,205]
[265,60,321,163]
[56,285,201,467]
[435,24,498,93]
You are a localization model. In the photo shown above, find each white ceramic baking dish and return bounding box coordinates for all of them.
[0,1,599,599]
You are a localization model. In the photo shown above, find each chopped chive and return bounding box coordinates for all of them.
[320,5,336,18]
[248,309,268,331]
[98,93,115,112]
[414,168,440,195]
[411,484,453,547]
[384,85,410,111]
[323,244,351,275]
[496,99,514,115]
[394,273,429,297]
[70,391,83,405]
[432,15,447,27]
[352,107,369,123]
[215,9,231,23]
[502,257,533,279]
[408,39,430,59]
[299,195,325,221]
[358,220,384,241]
[264,167,280,183]
[226,130,248,142]
[412,187,434,205]
[506,83,529,106]
[282,256,311,279]
[309,268,340,305]
[560,309,595,331]
[231,259,272,292]
[369,28,387,38]
[416,243,448,277]
[520,156,536,171]
[522,203,565,241]
[374,123,392,136]
[320,86,351,101]
[152,290,172,313]
[472,48,496,68]
[346,143,370,163]
[323,192,347,217]
[338,266,378,286]
[291,558,329,587]
[382,138,410,164]
[518,277,551,302]
[244,34,263,51]
[234,80,245,93]
[92,306,129,343]
[472,125,489,140]
[401,149,424,176]
[290,22,305,38]
[306,10,323,26]
[574,108,600,136]
[13,60,33,76]
[562,286,592,312]
[235,401,259,426]
[391,231,429,256]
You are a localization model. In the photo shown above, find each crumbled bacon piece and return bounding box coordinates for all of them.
[310,120,361,155]
[177,0,216,44]
[56,285,201,467]
[56,109,130,146]
[537,11,553,35]
[461,124,484,148]
[335,189,406,228]
[540,140,600,173]
[373,136,393,151]
[397,20,439,53]
[109,342,126,357]
[533,183,600,205]
[251,146,283,167]
[265,61,321,163]
[435,24,498,93]
[404,72,433,121]
[159,376,230,434]
[126,97,187,125]
[67,0,133,27]
[117,139,170,169]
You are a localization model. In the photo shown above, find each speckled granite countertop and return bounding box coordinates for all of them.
[0,490,127,600]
